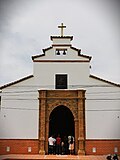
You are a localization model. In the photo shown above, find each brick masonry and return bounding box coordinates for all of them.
[38,90,86,155]
[0,139,39,155]
[85,140,120,155]
[0,139,120,155]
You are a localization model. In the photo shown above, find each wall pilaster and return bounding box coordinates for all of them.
[39,90,46,155]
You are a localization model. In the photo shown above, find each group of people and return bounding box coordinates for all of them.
[48,134,74,155]
[106,154,119,160]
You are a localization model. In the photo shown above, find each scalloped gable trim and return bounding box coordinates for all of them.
[89,74,120,87]
[70,46,92,60]
[32,46,92,61]
[32,53,45,60]
[32,47,53,60]
[0,75,34,89]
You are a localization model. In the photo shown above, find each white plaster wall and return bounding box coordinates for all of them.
[33,62,90,89]
[0,109,39,139]
[0,77,39,139]
[1,62,120,139]
[33,58,120,139]
[85,78,120,139]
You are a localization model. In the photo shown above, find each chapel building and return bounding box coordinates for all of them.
[0,24,120,155]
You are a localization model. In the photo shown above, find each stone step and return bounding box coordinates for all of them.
[0,155,107,160]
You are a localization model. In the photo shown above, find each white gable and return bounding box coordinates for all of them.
[32,36,91,61]
[33,48,90,61]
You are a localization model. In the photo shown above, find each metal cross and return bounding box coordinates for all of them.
[58,23,66,37]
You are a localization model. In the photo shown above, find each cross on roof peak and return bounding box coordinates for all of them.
[58,23,66,37]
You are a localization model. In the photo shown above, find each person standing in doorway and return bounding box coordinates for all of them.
[48,135,56,154]
[68,135,74,155]
[63,136,68,154]
[56,134,61,154]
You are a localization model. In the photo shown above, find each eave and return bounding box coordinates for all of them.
[90,74,120,87]
[0,75,34,90]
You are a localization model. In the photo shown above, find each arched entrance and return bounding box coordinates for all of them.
[49,105,75,138]
[38,90,86,155]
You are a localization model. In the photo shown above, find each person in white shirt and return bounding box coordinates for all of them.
[48,135,56,154]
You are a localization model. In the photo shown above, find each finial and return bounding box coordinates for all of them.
[58,23,66,37]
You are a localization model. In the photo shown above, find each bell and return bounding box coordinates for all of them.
[56,50,60,55]
[63,50,66,55]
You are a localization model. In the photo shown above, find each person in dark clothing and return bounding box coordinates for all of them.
[56,134,61,154]
[63,136,68,154]
[113,154,119,160]
[106,154,112,160]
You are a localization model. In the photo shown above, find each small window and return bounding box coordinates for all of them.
[92,147,96,153]
[55,74,67,89]
[28,147,32,153]
[6,146,10,152]
[55,49,67,55]
[114,147,118,153]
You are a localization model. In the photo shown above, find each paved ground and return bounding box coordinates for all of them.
[0,154,107,160]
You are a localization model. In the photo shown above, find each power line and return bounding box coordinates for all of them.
[1,84,119,89]
[1,90,120,95]
[86,98,120,100]
[1,98,120,100]
[2,98,38,100]
[1,107,38,111]
[1,107,120,112]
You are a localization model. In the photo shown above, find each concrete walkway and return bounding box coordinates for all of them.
[0,154,107,160]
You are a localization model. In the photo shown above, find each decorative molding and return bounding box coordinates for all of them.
[52,44,71,47]
[33,60,90,62]
[50,36,73,41]
[32,54,45,60]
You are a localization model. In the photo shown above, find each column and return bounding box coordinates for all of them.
[39,90,46,155]
[74,118,78,154]
[45,118,49,154]
[77,90,86,155]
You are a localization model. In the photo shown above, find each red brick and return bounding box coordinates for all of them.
[0,139,39,155]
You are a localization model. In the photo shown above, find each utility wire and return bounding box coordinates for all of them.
[1,90,120,95]
[1,107,120,112]
[1,98,120,100]
[1,84,119,89]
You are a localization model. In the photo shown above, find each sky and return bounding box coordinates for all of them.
[0,0,120,86]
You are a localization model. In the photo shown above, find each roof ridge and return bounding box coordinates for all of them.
[90,74,120,87]
[0,75,34,89]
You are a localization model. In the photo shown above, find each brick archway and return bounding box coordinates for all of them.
[38,90,86,155]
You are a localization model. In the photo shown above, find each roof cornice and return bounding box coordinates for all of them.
[33,60,90,63]
[89,74,120,87]
[50,36,73,41]
[32,54,45,60]
[0,75,34,89]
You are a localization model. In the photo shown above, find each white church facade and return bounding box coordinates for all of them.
[0,24,120,155]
